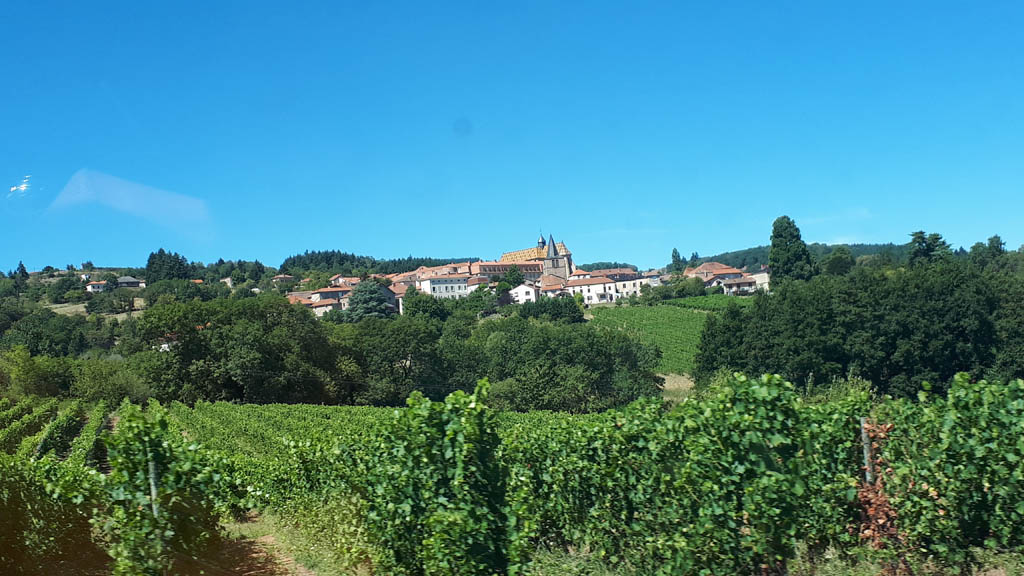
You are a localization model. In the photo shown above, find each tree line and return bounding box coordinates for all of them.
[694,216,1024,398]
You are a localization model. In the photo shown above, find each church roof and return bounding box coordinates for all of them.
[499,242,571,262]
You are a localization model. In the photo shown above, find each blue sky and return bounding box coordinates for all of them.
[3,1,1023,272]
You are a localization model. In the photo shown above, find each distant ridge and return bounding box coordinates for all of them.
[696,242,909,270]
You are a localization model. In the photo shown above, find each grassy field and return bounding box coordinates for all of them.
[588,305,707,375]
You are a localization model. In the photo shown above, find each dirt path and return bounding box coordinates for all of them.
[661,373,694,403]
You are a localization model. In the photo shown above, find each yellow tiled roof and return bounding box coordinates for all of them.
[499,242,570,262]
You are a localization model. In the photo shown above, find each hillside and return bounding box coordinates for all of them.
[588,305,707,375]
[697,242,909,270]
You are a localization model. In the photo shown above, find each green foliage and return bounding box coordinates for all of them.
[145,248,190,283]
[98,402,244,575]
[502,374,867,574]
[822,245,855,276]
[33,400,84,458]
[364,382,512,575]
[575,262,638,272]
[71,358,153,406]
[472,316,663,412]
[401,285,450,321]
[504,264,525,287]
[0,451,107,574]
[695,261,1000,397]
[696,242,909,271]
[769,215,817,283]
[663,294,754,311]
[876,375,1024,565]
[589,305,704,375]
[0,308,88,356]
[330,280,394,322]
[0,398,58,453]
[65,401,108,468]
[668,247,685,272]
[279,250,478,277]
[516,296,584,323]
[134,294,340,403]
[908,230,952,266]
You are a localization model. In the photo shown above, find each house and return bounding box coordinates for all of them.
[389,283,409,314]
[190,279,204,284]
[569,269,592,280]
[329,274,362,288]
[220,277,233,289]
[117,276,144,289]
[612,277,650,298]
[509,282,539,304]
[85,281,107,293]
[310,286,351,302]
[723,276,758,295]
[566,277,617,305]
[80,273,91,281]
[684,262,744,286]
[589,268,640,282]
[286,291,313,304]
[309,299,343,318]
[749,270,770,292]
[416,274,472,300]
[271,274,295,284]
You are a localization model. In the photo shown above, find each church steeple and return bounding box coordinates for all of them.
[537,234,546,249]
[546,235,558,258]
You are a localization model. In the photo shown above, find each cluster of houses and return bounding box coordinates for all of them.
[84,275,146,293]
[76,235,770,318]
[283,235,771,318]
[681,261,770,296]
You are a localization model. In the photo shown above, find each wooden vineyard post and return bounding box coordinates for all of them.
[860,416,873,484]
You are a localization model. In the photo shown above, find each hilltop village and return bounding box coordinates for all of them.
[278,235,770,317]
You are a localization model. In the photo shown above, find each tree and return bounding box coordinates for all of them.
[503,264,525,287]
[403,286,450,321]
[822,246,855,276]
[669,248,685,273]
[15,261,28,281]
[769,216,816,282]
[338,280,393,322]
[690,252,700,263]
[145,249,190,283]
[908,231,951,266]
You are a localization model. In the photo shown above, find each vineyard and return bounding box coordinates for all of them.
[589,305,707,374]
[3,374,1024,575]
[662,294,755,311]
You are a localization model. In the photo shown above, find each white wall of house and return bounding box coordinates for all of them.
[86,283,106,293]
[417,276,471,299]
[568,280,617,304]
[750,272,770,292]
[510,284,539,304]
[614,277,650,298]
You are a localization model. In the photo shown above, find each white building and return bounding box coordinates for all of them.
[750,271,770,293]
[566,277,617,305]
[85,281,107,293]
[509,283,539,304]
[417,275,472,300]
[723,276,758,295]
[613,277,650,298]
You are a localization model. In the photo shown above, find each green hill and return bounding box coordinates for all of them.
[588,305,707,375]
[696,242,909,270]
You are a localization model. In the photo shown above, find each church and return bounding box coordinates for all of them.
[499,235,574,280]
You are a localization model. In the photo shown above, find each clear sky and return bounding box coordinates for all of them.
[3,1,1023,272]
